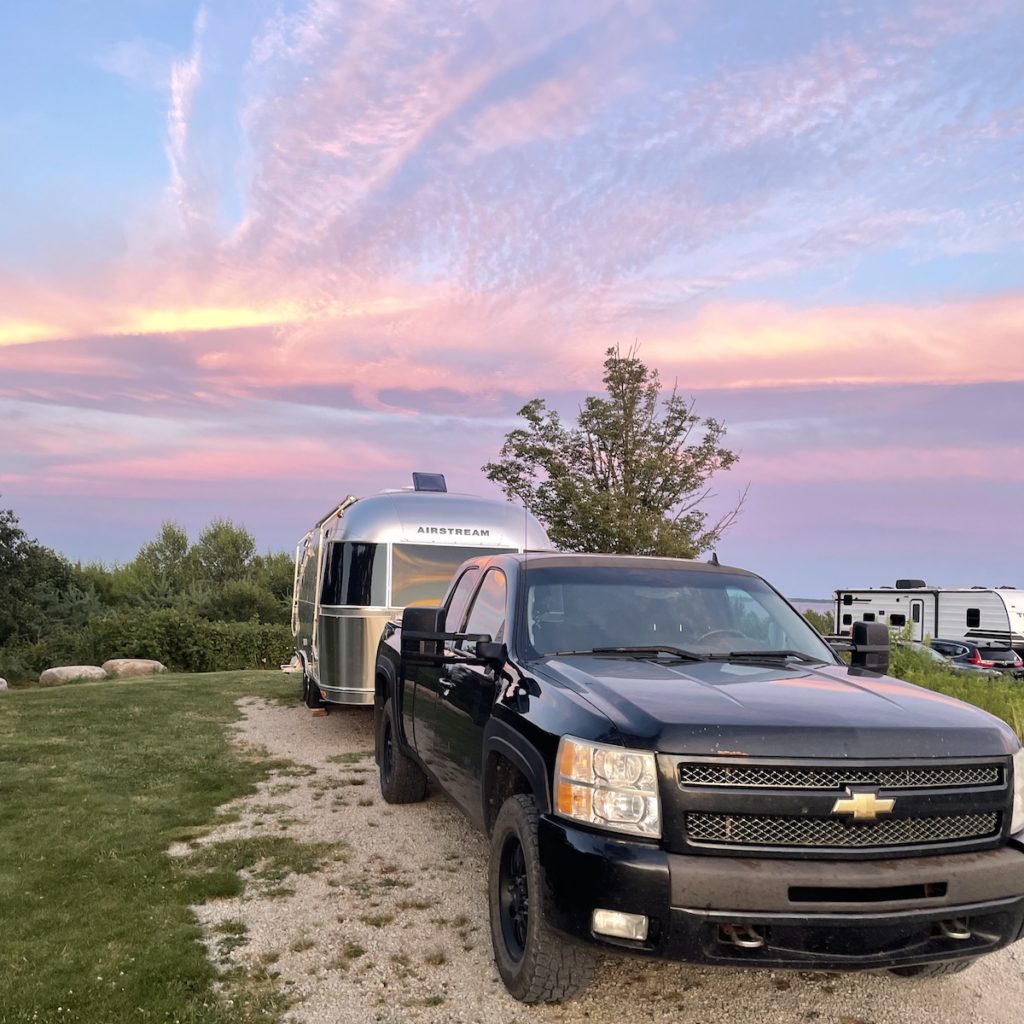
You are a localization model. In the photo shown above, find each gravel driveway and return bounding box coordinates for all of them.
[180,697,1023,1024]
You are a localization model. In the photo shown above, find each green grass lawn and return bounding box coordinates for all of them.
[0,670,299,1024]
[1,657,1021,1024]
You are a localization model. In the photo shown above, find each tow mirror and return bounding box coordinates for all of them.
[401,606,445,658]
[475,639,507,670]
[850,621,890,674]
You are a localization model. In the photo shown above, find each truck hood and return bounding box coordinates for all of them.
[532,655,1019,759]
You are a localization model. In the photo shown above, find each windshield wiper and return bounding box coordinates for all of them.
[706,649,825,665]
[551,645,708,662]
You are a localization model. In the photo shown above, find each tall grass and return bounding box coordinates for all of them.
[889,643,1024,740]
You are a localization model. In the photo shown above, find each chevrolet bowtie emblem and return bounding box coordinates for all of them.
[831,787,895,822]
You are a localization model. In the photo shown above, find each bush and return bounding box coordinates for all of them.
[802,609,833,635]
[0,612,293,680]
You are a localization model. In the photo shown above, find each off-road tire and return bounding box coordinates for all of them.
[488,794,596,1003]
[889,957,977,978]
[377,698,427,804]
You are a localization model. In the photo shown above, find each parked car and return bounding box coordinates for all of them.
[930,639,1022,679]
[895,641,1001,679]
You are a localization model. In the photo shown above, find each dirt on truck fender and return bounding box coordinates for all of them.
[373,551,1024,1004]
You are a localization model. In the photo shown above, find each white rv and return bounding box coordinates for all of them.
[291,473,550,707]
[834,580,1024,651]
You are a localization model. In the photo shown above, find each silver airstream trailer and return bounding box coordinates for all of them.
[291,473,550,707]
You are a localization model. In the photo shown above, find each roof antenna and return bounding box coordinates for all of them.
[709,551,720,566]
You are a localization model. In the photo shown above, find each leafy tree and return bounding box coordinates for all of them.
[191,519,256,586]
[0,504,78,645]
[483,345,744,556]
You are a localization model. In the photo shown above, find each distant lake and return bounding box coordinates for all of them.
[789,598,833,616]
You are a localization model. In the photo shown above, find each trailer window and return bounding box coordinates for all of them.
[966,608,981,628]
[320,542,387,606]
[391,544,506,607]
[889,614,906,627]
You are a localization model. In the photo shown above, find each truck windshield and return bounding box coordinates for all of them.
[524,566,836,664]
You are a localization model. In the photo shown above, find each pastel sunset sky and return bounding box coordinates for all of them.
[1,0,1022,597]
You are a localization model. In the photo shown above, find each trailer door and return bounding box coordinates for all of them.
[910,599,925,642]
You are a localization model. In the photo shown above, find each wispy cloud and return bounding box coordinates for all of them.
[96,38,172,91]
[166,6,208,232]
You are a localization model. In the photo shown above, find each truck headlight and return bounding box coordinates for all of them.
[555,736,661,839]
[1012,748,1024,835]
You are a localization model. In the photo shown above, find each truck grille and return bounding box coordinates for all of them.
[679,764,1001,790]
[686,812,1000,849]
[668,757,1011,857]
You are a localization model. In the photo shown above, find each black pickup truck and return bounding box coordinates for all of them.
[373,552,1024,1003]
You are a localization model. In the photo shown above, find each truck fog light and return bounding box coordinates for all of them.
[592,908,649,941]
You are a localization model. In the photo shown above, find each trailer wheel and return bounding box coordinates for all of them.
[889,958,976,978]
[303,673,324,709]
[488,794,596,1002]
[378,698,426,803]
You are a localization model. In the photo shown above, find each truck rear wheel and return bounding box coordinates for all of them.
[378,698,426,804]
[488,794,596,1003]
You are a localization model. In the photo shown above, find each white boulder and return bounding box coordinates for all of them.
[102,659,167,679]
[39,665,108,687]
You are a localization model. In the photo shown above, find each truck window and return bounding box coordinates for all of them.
[443,568,481,640]
[320,542,387,606]
[459,570,507,648]
[391,544,506,607]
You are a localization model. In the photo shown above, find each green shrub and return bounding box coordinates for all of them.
[802,609,833,635]
[0,612,293,680]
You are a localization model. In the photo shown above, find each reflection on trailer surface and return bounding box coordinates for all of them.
[292,475,550,706]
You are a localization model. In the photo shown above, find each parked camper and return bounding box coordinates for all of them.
[834,580,1024,651]
[292,474,550,707]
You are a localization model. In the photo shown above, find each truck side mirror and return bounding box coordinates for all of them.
[475,640,507,670]
[401,605,445,658]
[850,621,890,674]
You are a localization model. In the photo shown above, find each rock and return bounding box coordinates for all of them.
[39,665,108,687]
[101,658,167,679]
[0,677,8,692]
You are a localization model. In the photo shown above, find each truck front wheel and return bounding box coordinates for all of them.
[377,698,426,804]
[488,794,596,1003]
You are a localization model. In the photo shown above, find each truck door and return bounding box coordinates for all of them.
[410,567,480,773]
[428,568,507,828]
[910,599,924,642]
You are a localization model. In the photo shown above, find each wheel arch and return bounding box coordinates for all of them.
[482,722,552,837]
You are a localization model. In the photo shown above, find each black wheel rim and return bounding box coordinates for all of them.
[498,834,529,961]
[382,718,394,784]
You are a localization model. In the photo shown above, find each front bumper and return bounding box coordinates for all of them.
[537,816,1024,971]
